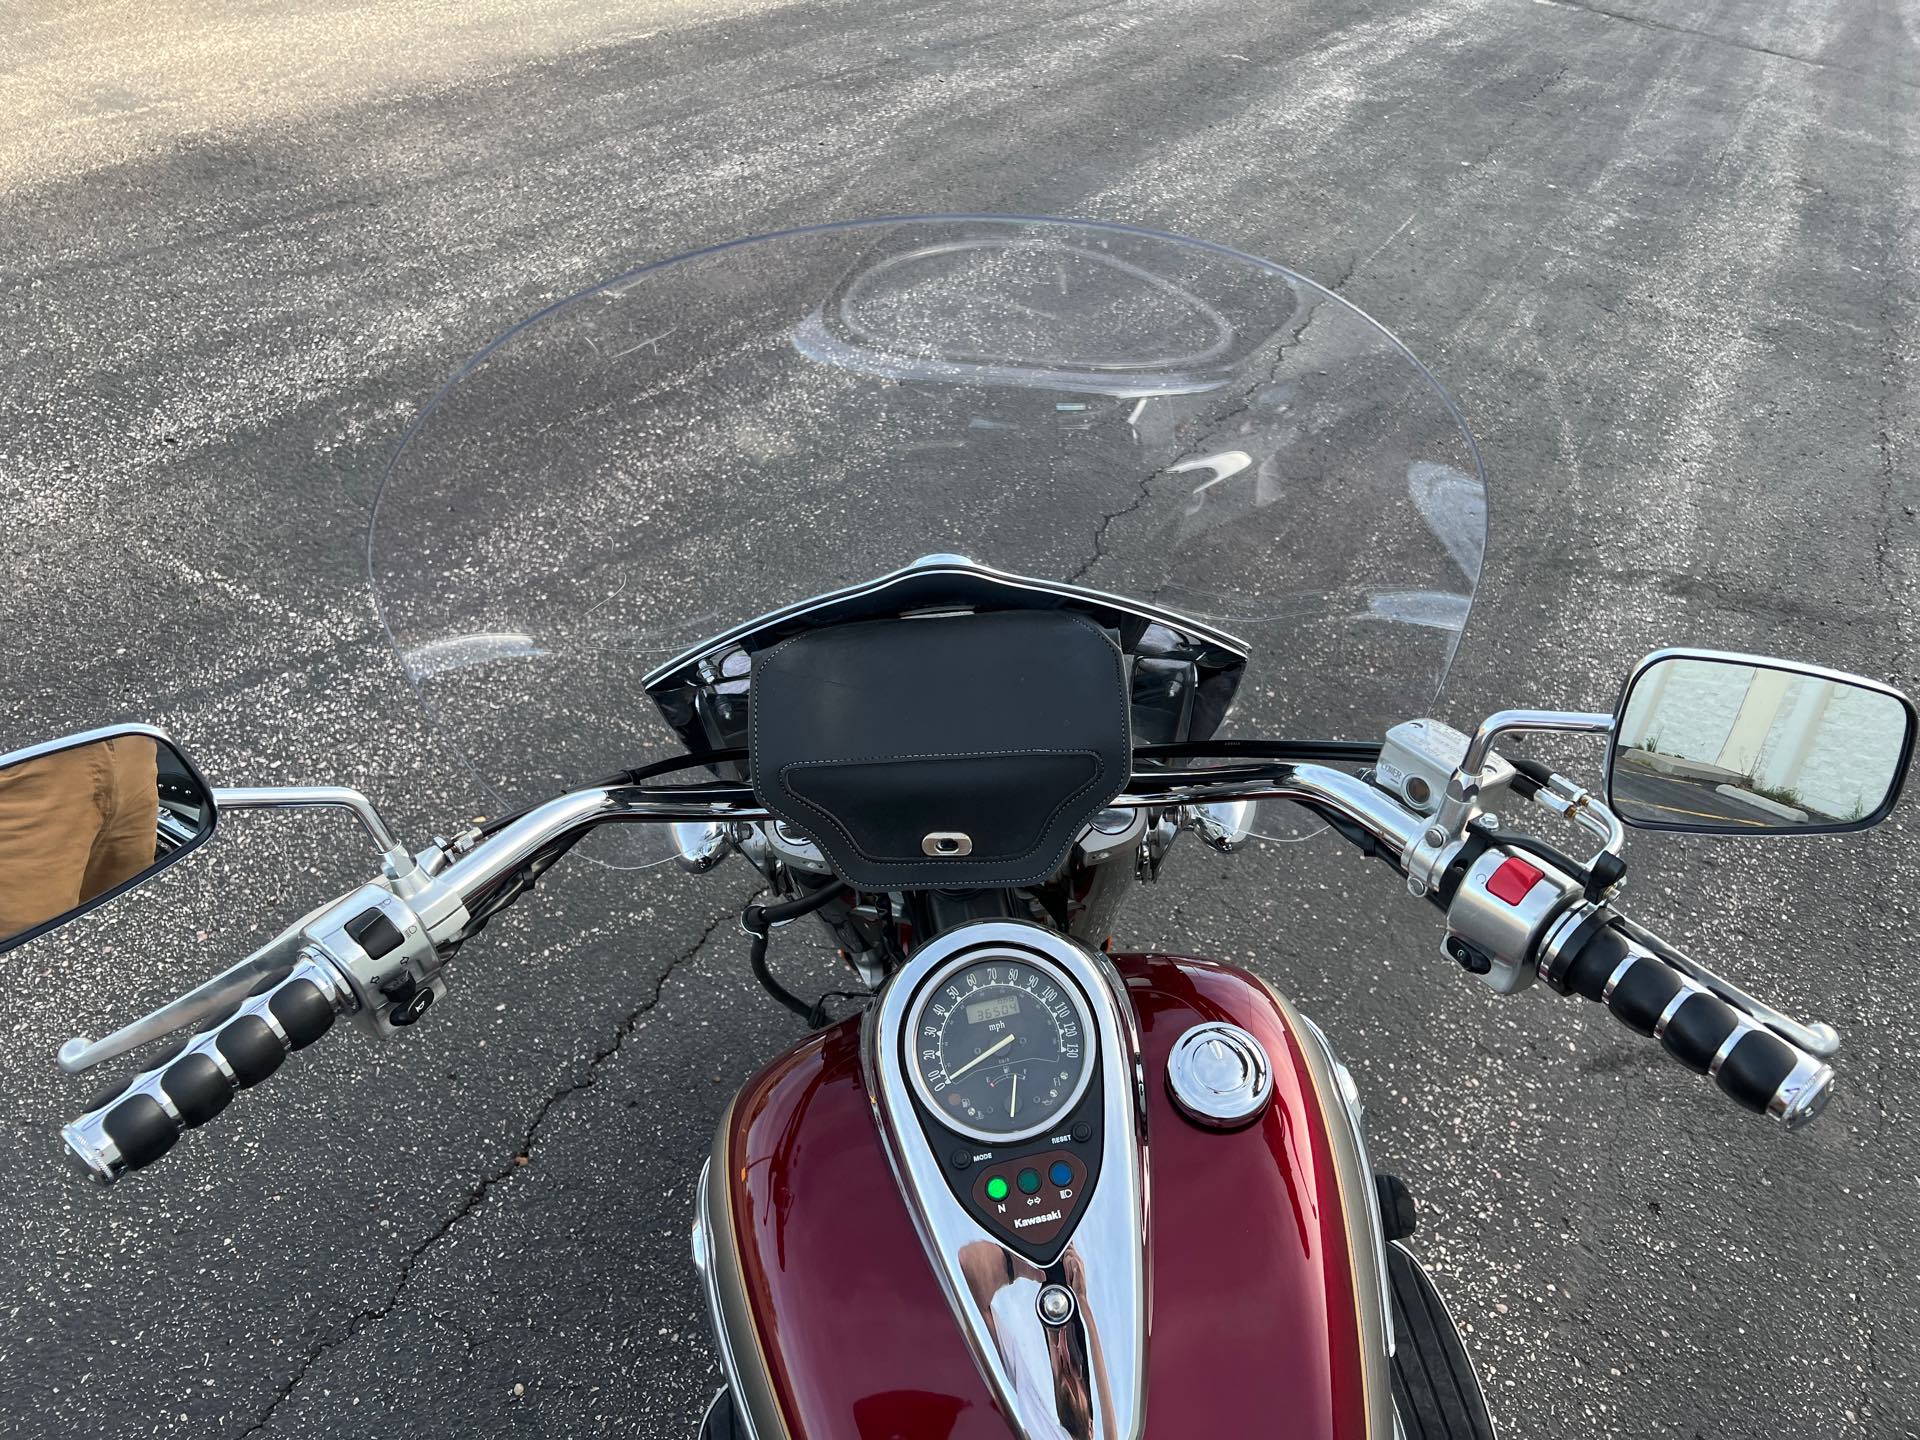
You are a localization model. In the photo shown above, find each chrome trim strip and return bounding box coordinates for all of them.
[692,1158,760,1440]
[1600,952,1641,1005]
[1269,989,1395,1436]
[1294,1011,1392,1361]
[1652,983,1702,1041]
[695,1119,787,1440]
[1707,1022,1756,1079]
[1535,902,1601,993]
[865,921,1147,1440]
[639,553,1248,690]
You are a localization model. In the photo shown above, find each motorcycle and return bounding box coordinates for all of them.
[6,218,1914,1440]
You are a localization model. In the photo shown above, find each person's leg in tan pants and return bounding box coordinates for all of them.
[0,736,160,942]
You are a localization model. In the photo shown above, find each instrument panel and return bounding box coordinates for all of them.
[866,919,1147,1440]
[899,944,1108,1264]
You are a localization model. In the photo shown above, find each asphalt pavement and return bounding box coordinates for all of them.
[1613,767,1787,828]
[3,0,1918,1436]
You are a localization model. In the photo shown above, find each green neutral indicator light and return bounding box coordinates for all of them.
[985,1176,1010,1201]
[1017,1168,1043,1195]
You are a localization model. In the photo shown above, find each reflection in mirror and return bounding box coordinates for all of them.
[1610,655,1914,833]
[0,728,216,952]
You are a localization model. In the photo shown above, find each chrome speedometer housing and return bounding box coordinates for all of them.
[905,947,1097,1145]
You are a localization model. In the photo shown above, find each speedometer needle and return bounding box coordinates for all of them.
[948,1032,1015,1080]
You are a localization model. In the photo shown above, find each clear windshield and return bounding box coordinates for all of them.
[370,217,1485,865]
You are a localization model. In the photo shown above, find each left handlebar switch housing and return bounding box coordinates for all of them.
[62,952,355,1183]
[310,883,454,1038]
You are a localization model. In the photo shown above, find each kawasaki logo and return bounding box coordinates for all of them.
[1014,1209,1062,1229]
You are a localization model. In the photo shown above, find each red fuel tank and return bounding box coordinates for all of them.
[695,954,1393,1439]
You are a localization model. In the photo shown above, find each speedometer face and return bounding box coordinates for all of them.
[907,953,1095,1143]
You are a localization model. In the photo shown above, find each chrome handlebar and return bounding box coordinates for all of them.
[56,747,1846,1179]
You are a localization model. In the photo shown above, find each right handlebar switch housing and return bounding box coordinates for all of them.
[1443,845,1586,996]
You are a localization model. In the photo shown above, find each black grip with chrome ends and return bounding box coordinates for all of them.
[1554,921,1833,1129]
[62,953,353,1183]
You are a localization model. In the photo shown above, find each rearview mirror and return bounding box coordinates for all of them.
[0,725,216,954]
[1608,651,1916,834]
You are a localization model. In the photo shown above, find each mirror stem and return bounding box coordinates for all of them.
[212,786,409,863]
[1457,709,1616,786]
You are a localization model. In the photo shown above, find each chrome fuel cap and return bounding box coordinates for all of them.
[1167,1022,1274,1129]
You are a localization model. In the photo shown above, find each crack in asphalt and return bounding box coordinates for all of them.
[1065,468,1159,584]
[1059,330,1309,591]
[1534,0,1919,91]
[235,905,735,1438]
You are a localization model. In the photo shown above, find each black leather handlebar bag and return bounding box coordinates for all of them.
[749,609,1132,890]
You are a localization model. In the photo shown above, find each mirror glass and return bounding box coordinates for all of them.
[0,729,216,952]
[1610,655,1914,833]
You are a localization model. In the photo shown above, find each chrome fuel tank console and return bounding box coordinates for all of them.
[863,921,1147,1440]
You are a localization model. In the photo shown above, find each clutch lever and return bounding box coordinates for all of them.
[57,895,341,1075]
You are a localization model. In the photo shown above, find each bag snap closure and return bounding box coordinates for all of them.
[921,832,973,857]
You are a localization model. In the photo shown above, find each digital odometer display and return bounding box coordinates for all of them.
[908,955,1094,1142]
[965,995,1021,1025]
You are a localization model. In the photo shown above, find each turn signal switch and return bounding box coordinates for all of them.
[61,952,354,1183]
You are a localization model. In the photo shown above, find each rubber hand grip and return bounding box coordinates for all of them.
[62,956,350,1183]
[1560,922,1832,1129]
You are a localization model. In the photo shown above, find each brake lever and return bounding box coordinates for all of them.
[1608,912,1842,1060]
[57,873,463,1075]
[55,781,437,1072]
